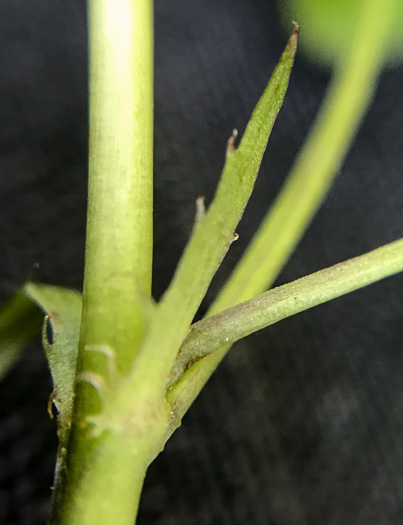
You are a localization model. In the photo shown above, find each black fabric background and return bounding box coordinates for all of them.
[1,1,403,524]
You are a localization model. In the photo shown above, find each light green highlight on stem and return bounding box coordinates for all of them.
[79,0,154,386]
[169,238,403,386]
[168,0,397,418]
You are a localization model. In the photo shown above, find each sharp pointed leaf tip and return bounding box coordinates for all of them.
[292,20,300,34]
[226,129,238,155]
[288,22,299,55]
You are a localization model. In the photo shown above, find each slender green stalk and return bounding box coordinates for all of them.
[48,1,154,524]
[168,0,397,418]
[170,238,403,385]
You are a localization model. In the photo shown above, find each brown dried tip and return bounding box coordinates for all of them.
[195,196,206,223]
[227,128,238,155]
[287,21,299,56]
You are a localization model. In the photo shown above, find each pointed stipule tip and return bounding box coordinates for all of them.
[287,21,299,55]
[227,128,239,154]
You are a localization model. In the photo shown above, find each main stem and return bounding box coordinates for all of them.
[48,1,154,524]
[80,0,153,383]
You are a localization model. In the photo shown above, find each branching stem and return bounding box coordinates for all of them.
[170,238,403,386]
[168,0,398,418]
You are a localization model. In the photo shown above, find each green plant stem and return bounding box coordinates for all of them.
[0,292,43,380]
[167,0,397,418]
[65,32,298,494]
[79,0,154,384]
[40,41,297,525]
[48,1,154,524]
[124,29,297,400]
[170,238,403,385]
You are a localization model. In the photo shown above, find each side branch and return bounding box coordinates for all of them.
[169,238,403,387]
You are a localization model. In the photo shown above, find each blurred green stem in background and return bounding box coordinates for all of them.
[0,293,42,380]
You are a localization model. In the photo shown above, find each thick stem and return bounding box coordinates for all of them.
[168,0,398,419]
[48,419,167,525]
[80,0,153,385]
[48,1,154,524]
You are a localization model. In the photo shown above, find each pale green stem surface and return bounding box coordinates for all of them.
[79,0,153,385]
[48,1,155,524]
[168,0,397,418]
[170,238,403,385]
[0,293,42,380]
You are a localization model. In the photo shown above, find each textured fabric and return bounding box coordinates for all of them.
[1,1,403,523]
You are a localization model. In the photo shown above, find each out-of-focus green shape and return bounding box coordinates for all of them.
[0,291,43,380]
[23,283,82,449]
[280,0,403,67]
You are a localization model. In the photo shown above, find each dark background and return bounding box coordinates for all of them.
[1,1,403,524]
